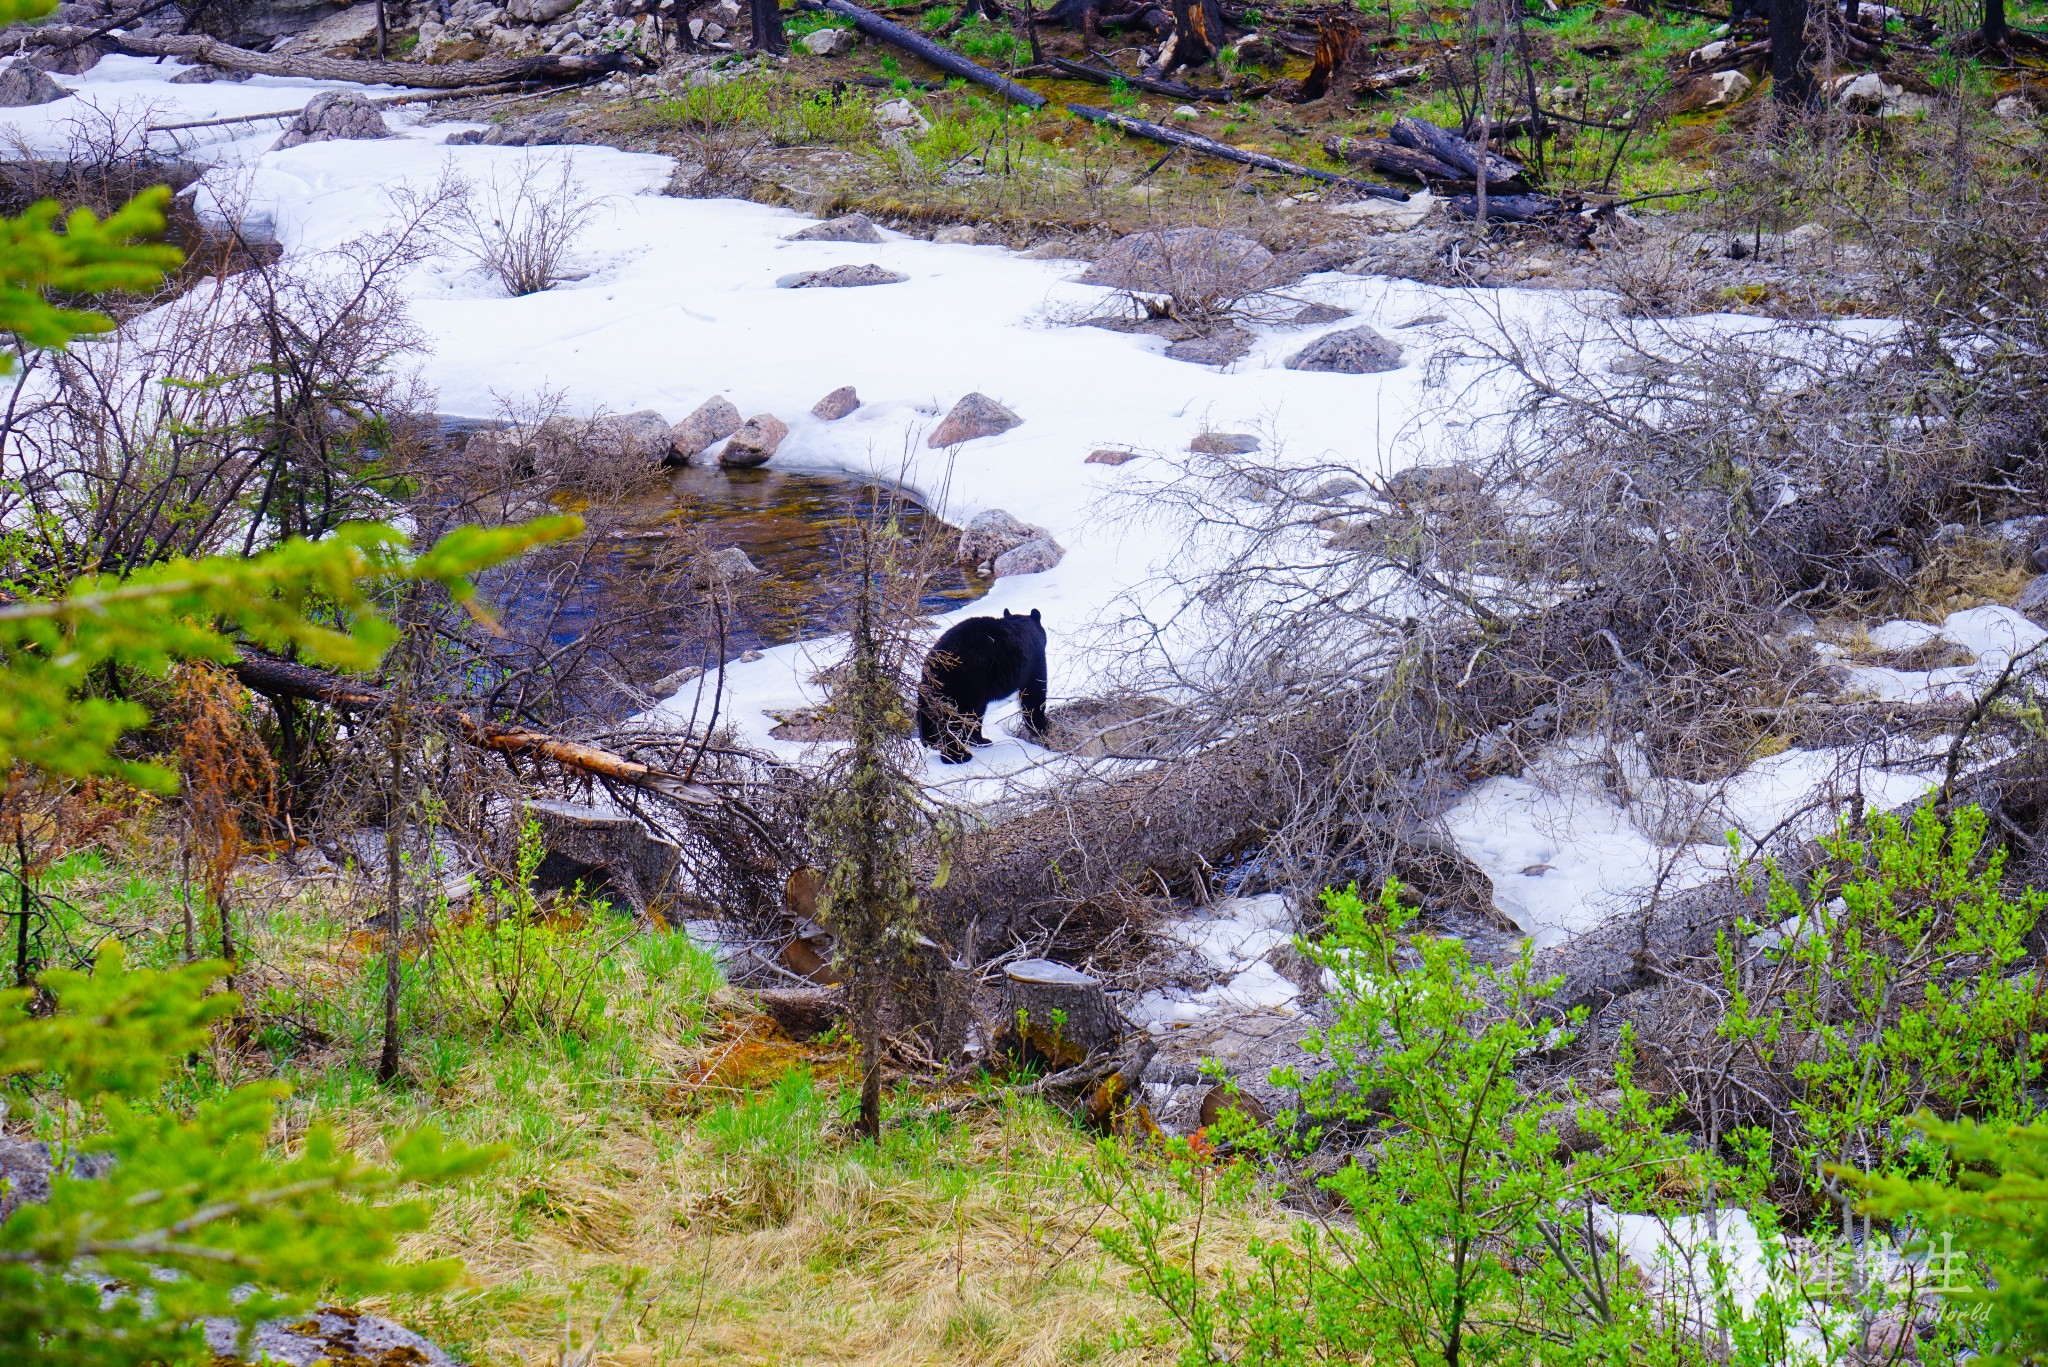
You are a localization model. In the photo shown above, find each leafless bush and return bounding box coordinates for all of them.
[439,155,600,297]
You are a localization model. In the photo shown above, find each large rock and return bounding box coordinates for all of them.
[276,3,381,54]
[1662,67,1750,115]
[1833,71,1936,117]
[1286,325,1404,375]
[590,409,672,459]
[811,385,861,420]
[928,392,1021,448]
[776,263,906,289]
[667,395,742,462]
[800,25,856,55]
[204,1307,458,1367]
[787,213,884,244]
[271,90,388,150]
[508,0,579,21]
[479,110,585,146]
[1164,328,1254,366]
[991,538,1062,577]
[958,508,1044,564]
[0,60,66,107]
[530,800,680,921]
[26,38,107,75]
[1078,226,1274,296]
[721,414,787,467]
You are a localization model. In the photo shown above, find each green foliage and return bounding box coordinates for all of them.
[433,817,631,1039]
[0,191,181,370]
[0,943,498,1365]
[1847,1116,2048,1365]
[1095,883,1701,1367]
[1719,803,2048,1187]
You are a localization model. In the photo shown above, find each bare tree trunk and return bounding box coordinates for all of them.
[1979,0,2009,46]
[1771,0,1814,107]
[749,0,785,53]
[376,0,388,59]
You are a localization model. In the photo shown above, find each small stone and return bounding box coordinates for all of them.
[786,213,883,244]
[800,25,856,54]
[721,414,788,467]
[1286,325,1404,375]
[992,538,1062,577]
[776,264,907,289]
[928,392,1022,448]
[933,224,978,245]
[811,385,861,420]
[1291,302,1351,326]
[1087,449,1139,466]
[667,395,743,461]
[1172,104,1198,118]
[271,90,389,151]
[0,60,65,107]
[1190,432,1260,455]
[1164,328,1254,366]
[876,97,929,131]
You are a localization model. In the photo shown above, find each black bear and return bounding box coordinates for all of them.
[916,609,1049,764]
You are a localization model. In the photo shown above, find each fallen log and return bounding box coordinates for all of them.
[10,24,630,87]
[145,82,539,135]
[1049,54,1232,100]
[1446,191,1565,222]
[1066,103,1410,200]
[1389,115,1526,188]
[1322,133,1464,183]
[796,0,1048,108]
[227,648,739,809]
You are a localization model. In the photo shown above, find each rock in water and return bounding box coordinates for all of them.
[668,395,742,462]
[811,385,861,420]
[721,414,788,467]
[1078,226,1274,295]
[1286,325,1404,375]
[928,392,1021,448]
[0,60,66,107]
[704,546,762,581]
[776,264,906,289]
[272,91,389,150]
[958,508,1043,564]
[786,213,884,244]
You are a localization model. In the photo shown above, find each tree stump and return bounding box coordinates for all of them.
[529,800,681,923]
[1001,959,1126,1067]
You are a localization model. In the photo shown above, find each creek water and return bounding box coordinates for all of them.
[491,465,990,712]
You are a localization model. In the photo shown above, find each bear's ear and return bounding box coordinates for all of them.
[1031,608,1041,622]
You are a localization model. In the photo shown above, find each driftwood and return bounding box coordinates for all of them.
[797,0,1048,108]
[227,649,739,809]
[1049,54,1232,100]
[1066,103,1409,200]
[11,24,628,87]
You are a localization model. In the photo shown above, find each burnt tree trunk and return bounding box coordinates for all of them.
[1770,0,1815,107]
[751,0,785,52]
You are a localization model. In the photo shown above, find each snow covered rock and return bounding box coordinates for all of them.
[776,263,906,288]
[1163,327,1253,366]
[271,91,389,150]
[1078,226,1274,296]
[667,395,742,461]
[1189,431,1260,455]
[800,25,856,55]
[811,385,861,420]
[787,213,883,244]
[933,224,978,244]
[928,392,1021,448]
[720,414,787,467]
[0,61,66,107]
[1286,325,1404,374]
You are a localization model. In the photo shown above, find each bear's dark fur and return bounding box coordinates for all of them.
[916,609,1049,764]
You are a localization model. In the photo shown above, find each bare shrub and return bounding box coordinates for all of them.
[439,155,599,297]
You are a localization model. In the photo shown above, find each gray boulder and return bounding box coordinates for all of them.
[591,409,672,459]
[959,508,1044,565]
[1078,226,1273,296]
[991,537,1062,577]
[508,0,579,21]
[27,38,107,75]
[787,213,884,244]
[721,414,787,467]
[800,25,856,55]
[0,60,66,107]
[1189,432,1260,455]
[1164,327,1253,366]
[1286,325,1404,375]
[480,110,584,146]
[811,385,861,420]
[271,90,389,151]
[204,1307,458,1367]
[776,263,906,289]
[928,392,1021,448]
[667,395,742,461]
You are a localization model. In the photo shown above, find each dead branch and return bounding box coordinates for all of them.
[9,25,631,87]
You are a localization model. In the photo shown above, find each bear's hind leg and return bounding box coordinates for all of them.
[1019,666,1050,741]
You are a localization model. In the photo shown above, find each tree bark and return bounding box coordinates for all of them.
[750,0,786,52]
[9,24,628,87]
[1769,0,1814,107]
[1002,959,1125,1066]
